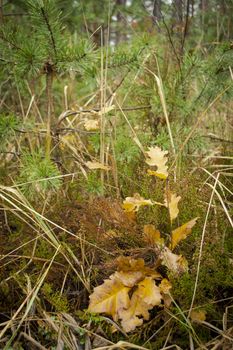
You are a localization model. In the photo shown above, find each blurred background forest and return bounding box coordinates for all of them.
[0,1,232,349]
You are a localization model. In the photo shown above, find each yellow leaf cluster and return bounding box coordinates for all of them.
[88,257,162,332]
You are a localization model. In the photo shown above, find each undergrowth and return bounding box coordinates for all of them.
[0,0,232,349]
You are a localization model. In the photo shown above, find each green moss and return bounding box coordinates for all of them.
[41,283,69,313]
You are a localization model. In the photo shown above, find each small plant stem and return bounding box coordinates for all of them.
[45,70,54,159]
[100,28,105,186]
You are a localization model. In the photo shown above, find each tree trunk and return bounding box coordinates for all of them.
[0,0,3,24]
[153,0,162,21]
[173,0,183,25]
[116,0,126,44]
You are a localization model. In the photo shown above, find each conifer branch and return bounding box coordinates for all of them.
[40,6,57,56]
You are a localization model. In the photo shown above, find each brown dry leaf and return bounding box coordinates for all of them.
[164,191,181,223]
[143,224,165,247]
[160,247,188,275]
[113,271,144,288]
[171,217,198,250]
[119,277,162,332]
[84,119,100,131]
[86,161,110,171]
[116,256,161,280]
[117,256,145,272]
[190,310,206,323]
[122,193,153,213]
[145,146,168,179]
[88,278,130,321]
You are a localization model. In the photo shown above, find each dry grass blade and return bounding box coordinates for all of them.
[92,340,150,350]
[144,67,176,157]
[19,332,47,350]
[188,174,220,317]
[0,245,60,346]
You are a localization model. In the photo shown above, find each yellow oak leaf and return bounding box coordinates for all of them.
[84,119,100,131]
[88,278,130,321]
[160,247,188,275]
[119,277,162,332]
[164,191,181,223]
[86,161,110,170]
[190,310,206,323]
[145,146,168,179]
[159,278,172,308]
[170,217,198,250]
[137,277,162,306]
[122,193,153,212]
[143,224,165,247]
[159,278,172,294]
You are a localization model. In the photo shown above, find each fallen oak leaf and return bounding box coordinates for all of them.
[119,277,162,332]
[160,247,188,275]
[170,217,199,250]
[146,146,168,179]
[88,277,130,321]
[143,224,165,247]
[116,256,145,272]
[113,271,144,288]
[122,193,153,213]
[137,277,162,306]
[190,310,206,323]
[84,119,100,131]
[116,256,161,280]
[164,191,181,223]
[159,278,172,294]
[86,161,110,170]
[159,278,172,308]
